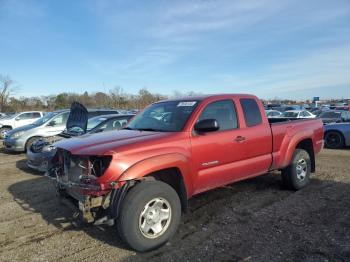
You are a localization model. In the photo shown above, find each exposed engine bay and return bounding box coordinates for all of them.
[47,148,130,224]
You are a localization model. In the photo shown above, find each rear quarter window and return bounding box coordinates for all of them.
[240,98,263,127]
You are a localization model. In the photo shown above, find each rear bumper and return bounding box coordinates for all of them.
[3,137,25,152]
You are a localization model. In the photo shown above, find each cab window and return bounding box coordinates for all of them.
[17,113,32,120]
[240,98,262,127]
[50,112,69,126]
[198,100,238,131]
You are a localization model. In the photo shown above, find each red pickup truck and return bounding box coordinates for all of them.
[49,94,323,251]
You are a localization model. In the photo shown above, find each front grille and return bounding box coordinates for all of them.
[60,150,84,184]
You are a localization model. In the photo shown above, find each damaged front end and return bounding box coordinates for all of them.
[47,148,131,225]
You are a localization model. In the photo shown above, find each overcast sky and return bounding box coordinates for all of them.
[0,0,349,100]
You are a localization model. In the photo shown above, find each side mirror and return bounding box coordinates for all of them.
[15,117,20,121]
[194,119,219,133]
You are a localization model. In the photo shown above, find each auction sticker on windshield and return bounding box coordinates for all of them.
[177,101,197,107]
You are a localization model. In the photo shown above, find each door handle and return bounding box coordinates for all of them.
[234,136,246,142]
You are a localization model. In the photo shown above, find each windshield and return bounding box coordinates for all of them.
[282,111,298,118]
[32,112,57,125]
[86,116,108,131]
[320,112,341,118]
[126,100,199,132]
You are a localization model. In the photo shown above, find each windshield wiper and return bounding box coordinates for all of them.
[136,128,163,132]
[122,127,164,132]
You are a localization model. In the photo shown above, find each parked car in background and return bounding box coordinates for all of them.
[3,103,121,152]
[281,110,316,119]
[265,110,282,118]
[265,103,282,110]
[319,110,350,124]
[324,123,350,149]
[47,94,323,251]
[330,102,348,110]
[0,111,43,138]
[3,110,70,152]
[309,108,323,117]
[284,105,305,111]
[27,109,134,172]
[334,105,350,111]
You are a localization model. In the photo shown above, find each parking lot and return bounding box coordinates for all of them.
[0,146,349,262]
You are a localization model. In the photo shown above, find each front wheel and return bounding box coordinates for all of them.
[282,149,311,190]
[117,180,181,252]
[25,137,41,152]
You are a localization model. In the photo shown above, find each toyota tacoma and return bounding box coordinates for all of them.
[47,94,324,251]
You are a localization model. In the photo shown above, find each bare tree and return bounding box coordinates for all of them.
[0,75,16,112]
[109,86,125,109]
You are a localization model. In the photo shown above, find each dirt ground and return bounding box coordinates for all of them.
[0,146,349,262]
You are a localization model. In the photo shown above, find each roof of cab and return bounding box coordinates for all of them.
[156,94,257,103]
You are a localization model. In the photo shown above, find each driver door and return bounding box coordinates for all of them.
[191,99,247,194]
[45,112,69,135]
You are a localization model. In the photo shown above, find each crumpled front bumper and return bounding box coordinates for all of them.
[27,149,56,172]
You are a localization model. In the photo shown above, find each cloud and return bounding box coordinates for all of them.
[213,44,350,97]
[150,0,286,39]
[84,0,350,98]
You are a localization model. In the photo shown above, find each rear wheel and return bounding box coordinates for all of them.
[117,180,181,252]
[324,131,344,149]
[282,149,311,190]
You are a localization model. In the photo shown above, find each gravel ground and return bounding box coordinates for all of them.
[0,146,349,262]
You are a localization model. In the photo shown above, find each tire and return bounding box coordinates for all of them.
[25,137,41,152]
[324,131,344,149]
[282,149,311,190]
[117,180,181,252]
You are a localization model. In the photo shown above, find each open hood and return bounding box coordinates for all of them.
[66,102,88,134]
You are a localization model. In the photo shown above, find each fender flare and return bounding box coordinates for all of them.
[283,131,314,168]
[118,153,194,198]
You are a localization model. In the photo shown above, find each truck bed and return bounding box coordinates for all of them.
[268,117,324,170]
[268,117,309,124]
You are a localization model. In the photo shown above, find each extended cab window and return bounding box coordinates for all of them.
[198,100,238,131]
[240,98,262,127]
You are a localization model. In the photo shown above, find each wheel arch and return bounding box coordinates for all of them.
[25,136,42,151]
[295,138,315,172]
[145,167,188,211]
[278,132,316,172]
[118,153,193,211]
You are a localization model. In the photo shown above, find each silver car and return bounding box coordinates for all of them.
[26,113,134,172]
[3,110,70,152]
[324,123,350,149]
